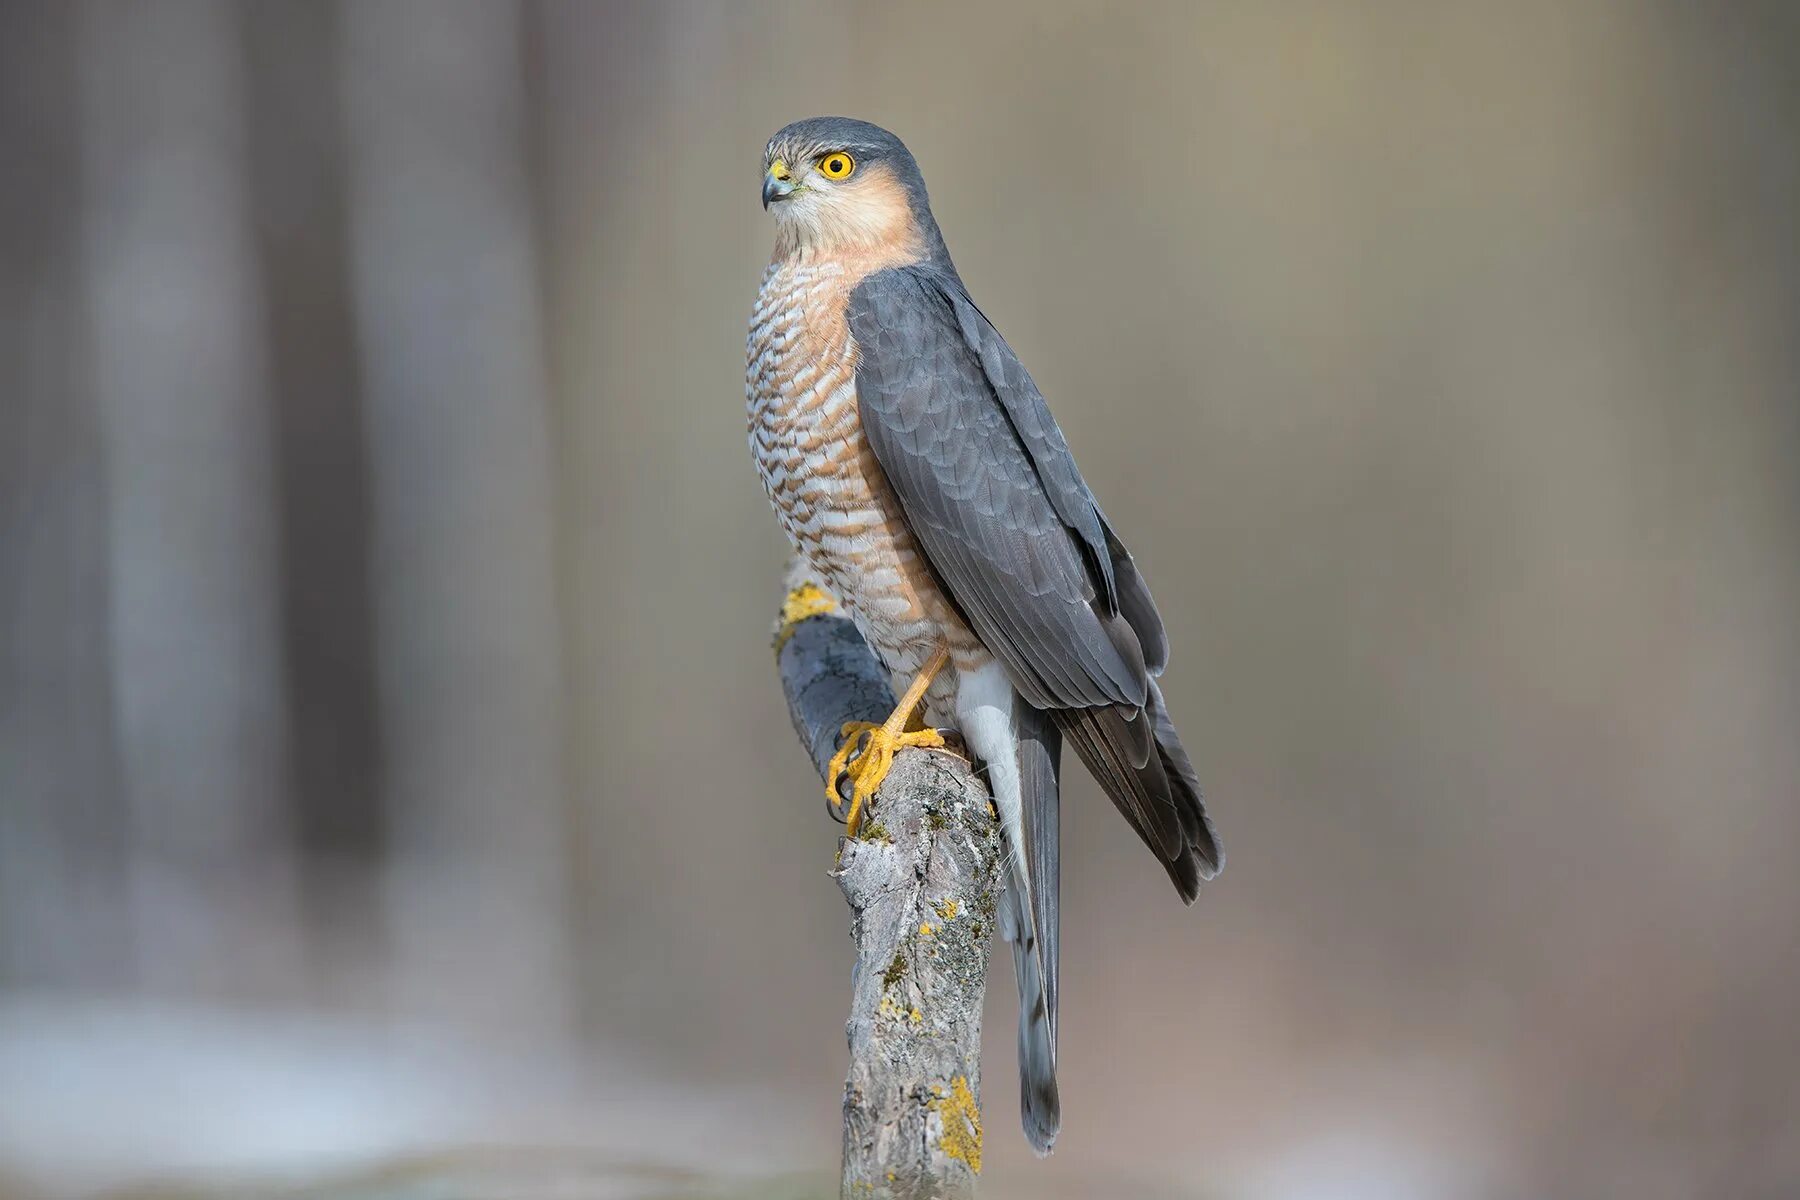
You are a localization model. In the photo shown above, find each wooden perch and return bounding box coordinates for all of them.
[774,561,1002,1200]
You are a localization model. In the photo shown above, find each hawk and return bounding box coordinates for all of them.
[747,116,1222,1154]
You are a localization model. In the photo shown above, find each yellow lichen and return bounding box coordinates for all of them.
[919,922,934,937]
[935,899,959,920]
[772,581,837,651]
[909,1006,923,1024]
[931,1075,983,1173]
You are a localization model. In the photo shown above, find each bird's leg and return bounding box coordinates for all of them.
[827,644,952,837]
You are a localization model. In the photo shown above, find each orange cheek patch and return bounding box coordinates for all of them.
[829,166,919,248]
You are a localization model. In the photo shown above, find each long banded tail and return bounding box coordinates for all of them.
[1009,703,1062,1154]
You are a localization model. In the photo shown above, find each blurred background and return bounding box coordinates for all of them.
[3,1,1798,1197]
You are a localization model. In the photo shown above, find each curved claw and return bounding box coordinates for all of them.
[826,721,946,837]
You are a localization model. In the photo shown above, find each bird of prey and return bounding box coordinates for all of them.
[747,116,1222,1154]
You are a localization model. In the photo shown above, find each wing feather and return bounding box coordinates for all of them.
[848,264,1219,903]
[848,267,1152,711]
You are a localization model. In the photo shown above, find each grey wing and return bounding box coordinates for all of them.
[848,266,1221,900]
[846,267,1158,713]
[941,283,1169,678]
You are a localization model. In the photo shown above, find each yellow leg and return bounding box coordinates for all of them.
[827,645,951,837]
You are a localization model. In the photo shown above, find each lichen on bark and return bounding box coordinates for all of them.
[775,564,1002,1200]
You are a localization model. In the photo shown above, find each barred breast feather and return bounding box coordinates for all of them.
[746,254,989,722]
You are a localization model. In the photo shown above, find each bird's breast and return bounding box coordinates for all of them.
[745,258,965,658]
[746,260,869,547]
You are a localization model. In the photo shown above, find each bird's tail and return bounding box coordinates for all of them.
[1006,703,1062,1155]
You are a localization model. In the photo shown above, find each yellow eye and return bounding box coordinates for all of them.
[816,151,855,180]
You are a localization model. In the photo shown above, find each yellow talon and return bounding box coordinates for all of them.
[828,722,947,836]
[826,644,951,837]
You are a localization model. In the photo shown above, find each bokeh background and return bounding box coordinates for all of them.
[3,2,1798,1197]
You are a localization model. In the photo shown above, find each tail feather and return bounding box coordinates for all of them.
[955,664,1062,1154]
[1012,704,1062,1154]
[1004,887,1060,1155]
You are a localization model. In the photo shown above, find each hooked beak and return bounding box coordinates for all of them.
[762,158,796,210]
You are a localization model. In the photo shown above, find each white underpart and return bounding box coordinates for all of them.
[954,660,1029,900]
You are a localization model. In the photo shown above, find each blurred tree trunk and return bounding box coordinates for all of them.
[240,0,388,1004]
[76,0,301,996]
[339,0,573,1032]
[0,1,129,988]
[527,0,667,1050]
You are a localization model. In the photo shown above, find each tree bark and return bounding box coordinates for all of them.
[774,562,1001,1200]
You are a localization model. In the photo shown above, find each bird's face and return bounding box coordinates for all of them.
[761,117,931,258]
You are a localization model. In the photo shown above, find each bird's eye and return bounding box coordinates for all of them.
[816,152,855,180]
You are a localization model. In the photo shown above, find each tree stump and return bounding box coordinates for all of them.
[774,562,1001,1200]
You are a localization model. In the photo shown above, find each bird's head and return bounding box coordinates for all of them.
[761,117,943,261]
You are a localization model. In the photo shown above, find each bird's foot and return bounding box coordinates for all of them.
[827,721,947,837]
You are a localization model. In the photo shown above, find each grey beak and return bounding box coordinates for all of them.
[762,169,795,210]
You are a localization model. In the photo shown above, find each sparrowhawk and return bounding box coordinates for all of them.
[747,116,1222,1154]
